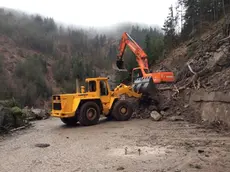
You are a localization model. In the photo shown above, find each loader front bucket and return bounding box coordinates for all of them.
[112,60,128,72]
[132,76,157,98]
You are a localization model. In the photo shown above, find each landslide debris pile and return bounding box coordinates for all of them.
[128,17,230,128]
[152,17,230,127]
[0,99,50,133]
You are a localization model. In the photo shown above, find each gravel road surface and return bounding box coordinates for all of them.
[0,117,230,172]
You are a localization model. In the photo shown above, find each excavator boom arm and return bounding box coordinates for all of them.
[116,32,149,69]
[114,32,175,85]
[113,32,175,101]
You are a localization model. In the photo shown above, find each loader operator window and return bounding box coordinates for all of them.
[88,81,96,92]
[100,81,108,96]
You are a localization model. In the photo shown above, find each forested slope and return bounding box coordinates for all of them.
[0,8,165,108]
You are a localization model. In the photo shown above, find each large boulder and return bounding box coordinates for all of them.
[150,111,162,121]
[22,107,50,121]
[22,107,37,121]
[31,108,50,120]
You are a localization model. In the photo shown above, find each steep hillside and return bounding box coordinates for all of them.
[0,8,113,108]
[152,16,230,129]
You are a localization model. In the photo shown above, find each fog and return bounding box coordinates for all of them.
[1,0,177,28]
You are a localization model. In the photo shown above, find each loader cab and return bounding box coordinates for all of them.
[85,77,111,97]
[98,78,112,114]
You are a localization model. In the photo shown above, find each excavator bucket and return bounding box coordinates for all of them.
[112,60,128,72]
[132,76,157,98]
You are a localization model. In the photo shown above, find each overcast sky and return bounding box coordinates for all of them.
[1,0,177,28]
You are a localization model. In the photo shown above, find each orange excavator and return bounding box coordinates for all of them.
[113,32,175,98]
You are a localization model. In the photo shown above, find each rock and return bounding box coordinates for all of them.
[23,108,50,120]
[31,108,50,120]
[150,111,162,121]
[22,108,36,121]
[224,81,229,86]
[131,111,137,118]
[35,143,50,148]
[184,104,189,108]
[143,109,151,118]
[198,149,204,153]
[160,111,166,116]
[160,111,170,117]
[148,105,157,111]
[176,111,181,115]
[117,167,125,171]
[168,116,184,121]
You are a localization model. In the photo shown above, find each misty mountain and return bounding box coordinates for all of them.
[0,7,164,108]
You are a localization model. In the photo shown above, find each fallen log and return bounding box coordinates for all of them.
[10,124,30,132]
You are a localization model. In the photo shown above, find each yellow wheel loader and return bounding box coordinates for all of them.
[51,77,137,126]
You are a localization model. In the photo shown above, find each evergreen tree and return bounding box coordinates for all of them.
[144,34,152,58]
[162,5,177,51]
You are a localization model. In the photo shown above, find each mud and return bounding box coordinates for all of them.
[0,117,230,172]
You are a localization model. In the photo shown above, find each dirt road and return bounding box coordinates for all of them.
[0,118,230,172]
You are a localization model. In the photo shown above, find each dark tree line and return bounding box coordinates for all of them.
[162,0,230,51]
[0,8,111,106]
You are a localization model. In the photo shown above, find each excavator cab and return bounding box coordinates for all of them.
[132,67,144,81]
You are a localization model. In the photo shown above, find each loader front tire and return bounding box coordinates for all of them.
[78,101,100,126]
[112,100,133,121]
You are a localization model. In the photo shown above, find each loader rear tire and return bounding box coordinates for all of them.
[78,101,100,126]
[112,100,133,121]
